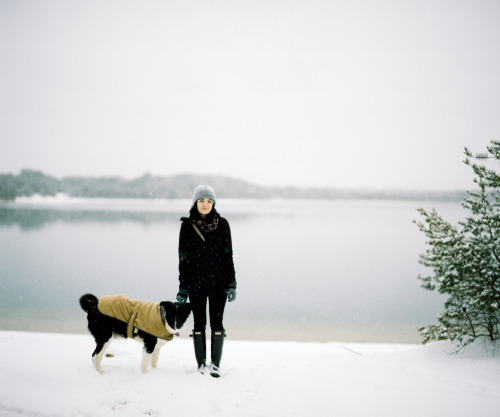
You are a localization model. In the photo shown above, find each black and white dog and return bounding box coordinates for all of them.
[79,293,191,374]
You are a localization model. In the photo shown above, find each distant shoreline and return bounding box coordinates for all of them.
[0,169,466,202]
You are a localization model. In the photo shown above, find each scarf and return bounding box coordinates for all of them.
[195,211,220,232]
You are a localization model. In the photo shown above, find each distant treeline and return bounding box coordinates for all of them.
[0,169,465,201]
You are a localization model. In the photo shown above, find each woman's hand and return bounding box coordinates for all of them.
[176,289,189,303]
[227,287,237,302]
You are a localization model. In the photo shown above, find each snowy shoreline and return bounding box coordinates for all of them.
[1,330,499,417]
[4,193,462,208]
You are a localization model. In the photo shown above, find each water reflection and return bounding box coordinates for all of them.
[0,207,173,230]
[0,200,263,230]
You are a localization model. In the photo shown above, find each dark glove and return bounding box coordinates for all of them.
[227,283,237,302]
[176,289,189,303]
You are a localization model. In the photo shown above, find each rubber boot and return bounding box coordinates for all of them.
[210,329,225,378]
[192,330,206,374]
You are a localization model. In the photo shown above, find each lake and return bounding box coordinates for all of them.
[0,196,465,343]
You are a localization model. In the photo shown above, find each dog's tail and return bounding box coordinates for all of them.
[79,293,99,313]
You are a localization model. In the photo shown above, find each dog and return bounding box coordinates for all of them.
[79,293,191,374]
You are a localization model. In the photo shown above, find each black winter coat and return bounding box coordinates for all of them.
[178,215,236,297]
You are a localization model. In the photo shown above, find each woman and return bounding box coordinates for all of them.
[176,185,237,377]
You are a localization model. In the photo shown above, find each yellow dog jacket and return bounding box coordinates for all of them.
[98,294,174,341]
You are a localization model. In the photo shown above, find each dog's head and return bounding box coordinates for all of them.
[161,301,192,331]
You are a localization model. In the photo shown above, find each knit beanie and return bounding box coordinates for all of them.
[192,185,216,207]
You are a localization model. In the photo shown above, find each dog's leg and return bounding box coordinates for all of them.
[92,339,112,374]
[140,334,158,373]
[141,350,153,374]
[151,340,166,369]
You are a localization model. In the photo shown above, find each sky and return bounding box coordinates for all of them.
[1,0,499,190]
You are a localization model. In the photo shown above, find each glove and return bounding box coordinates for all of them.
[176,289,189,303]
[227,284,237,302]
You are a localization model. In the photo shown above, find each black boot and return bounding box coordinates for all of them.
[192,330,206,374]
[210,329,225,378]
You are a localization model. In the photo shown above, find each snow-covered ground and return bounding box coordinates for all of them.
[1,331,499,417]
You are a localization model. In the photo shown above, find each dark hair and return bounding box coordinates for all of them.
[189,205,216,222]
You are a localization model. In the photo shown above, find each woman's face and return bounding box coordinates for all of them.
[196,198,214,218]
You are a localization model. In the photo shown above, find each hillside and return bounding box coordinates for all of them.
[0,169,465,201]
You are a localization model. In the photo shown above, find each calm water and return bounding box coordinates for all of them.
[0,197,464,343]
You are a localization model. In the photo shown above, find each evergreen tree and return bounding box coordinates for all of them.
[415,140,500,349]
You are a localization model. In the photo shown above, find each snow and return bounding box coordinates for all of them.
[10,194,192,212]
[1,331,499,417]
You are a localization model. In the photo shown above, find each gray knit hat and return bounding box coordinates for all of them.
[192,185,216,207]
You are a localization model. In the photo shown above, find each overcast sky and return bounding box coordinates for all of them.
[1,0,499,190]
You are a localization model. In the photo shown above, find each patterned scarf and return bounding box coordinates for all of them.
[195,211,220,232]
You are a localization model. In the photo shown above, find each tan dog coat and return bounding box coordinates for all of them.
[98,295,174,341]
